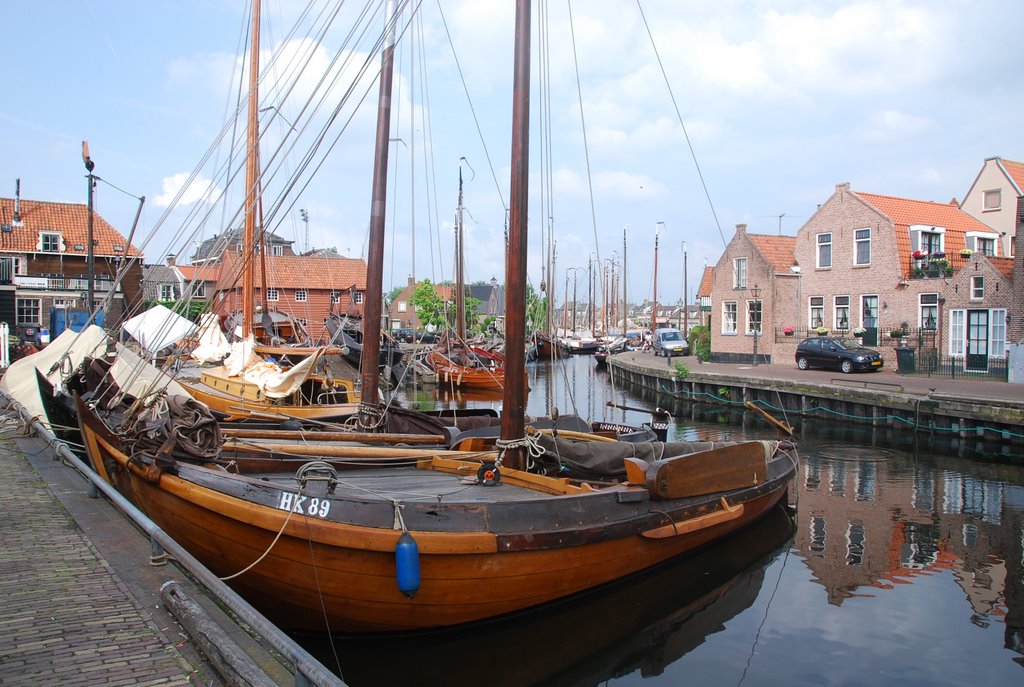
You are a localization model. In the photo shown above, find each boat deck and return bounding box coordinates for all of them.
[248,465,566,504]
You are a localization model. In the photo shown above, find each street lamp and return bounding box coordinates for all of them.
[750,284,761,366]
[82,141,96,315]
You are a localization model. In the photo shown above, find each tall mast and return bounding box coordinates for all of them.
[500,0,531,471]
[241,0,262,339]
[622,226,627,335]
[455,163,466,340]
[652,222,662,340]
[359,0,398,420]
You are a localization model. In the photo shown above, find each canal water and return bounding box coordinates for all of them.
[305,356,1024,686]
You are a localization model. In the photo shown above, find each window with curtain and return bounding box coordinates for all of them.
[817,233,832,268]
[733,257,747,289]
[991,309,1007,357]
[854,228,871,265]
[949,310,965,356]
[722,301,737,334]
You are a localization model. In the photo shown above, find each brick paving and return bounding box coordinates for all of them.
[0,436,200,687]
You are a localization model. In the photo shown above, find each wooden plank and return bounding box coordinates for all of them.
[644,441,768,500]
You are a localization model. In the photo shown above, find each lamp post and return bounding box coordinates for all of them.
[750,284,761,366]
[82,141,96,315]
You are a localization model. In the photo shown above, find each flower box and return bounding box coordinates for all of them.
[960,249,973,257]
[815,326,830,336]
[853,327,866,336]
[912,250,927,260]
[783,327,795,336]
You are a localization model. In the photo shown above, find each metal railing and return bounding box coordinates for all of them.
[896,349,1009,381]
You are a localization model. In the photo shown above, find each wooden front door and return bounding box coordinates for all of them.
[965,310,989,371]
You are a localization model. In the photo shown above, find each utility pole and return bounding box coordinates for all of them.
[682,241,688,334]
[653,222,664,341]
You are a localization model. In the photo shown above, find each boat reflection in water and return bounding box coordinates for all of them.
[307,506,796,686]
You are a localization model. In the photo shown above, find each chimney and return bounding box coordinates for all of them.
[12,179,23,227]
[735,223,747,236]
[166,254,176,267]
[408,275,414,288]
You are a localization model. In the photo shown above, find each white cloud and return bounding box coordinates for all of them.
[154,172,221,208]
[857,110,935,142]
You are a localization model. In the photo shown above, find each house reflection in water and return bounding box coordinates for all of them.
[793,451,1024,656]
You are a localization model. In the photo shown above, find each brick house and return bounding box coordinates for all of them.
[389,277,504,332]
[709,224,798,364]
[960,157,1024,258]
[792,183,1003,367]
[141,255,219,305]
[0,193,143,339]
[188,230,368,342]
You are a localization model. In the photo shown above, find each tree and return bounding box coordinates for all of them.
[410,279,449,330]
[525,284,547,332]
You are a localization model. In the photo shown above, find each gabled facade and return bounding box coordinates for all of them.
[710,224,797,363]
[960,157,1024,258]
[0,193,144,337]
[211,251,367,343]
[793,182,1007,368]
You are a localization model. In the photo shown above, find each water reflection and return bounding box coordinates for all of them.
[338,356,1024,684]
[306,508,796,687]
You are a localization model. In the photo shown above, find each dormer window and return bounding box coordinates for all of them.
[113,245,125,252]
[41,232,62,253]
[272,245,284,256]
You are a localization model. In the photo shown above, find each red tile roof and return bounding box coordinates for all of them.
[990,256,1015,280]
[696,266,714,297]
[748,234,797,273]
[216,251,367,291]
[1001,159,1024,195]
[0,197,141,257]
[856,191,995,278]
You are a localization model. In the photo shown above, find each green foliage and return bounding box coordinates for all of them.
[689,325,711,361]
[387,285,405,302]
[410,279,450,330]
[674,361,689,379]
[525,284,547,332]
[717,387,731,399]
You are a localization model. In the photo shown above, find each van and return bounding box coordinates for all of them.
[652,328,688,357]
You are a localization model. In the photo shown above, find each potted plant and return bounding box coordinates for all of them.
[889,327,905,339]
[853,326,866,337]
[930,250,945,259]
[912,250,927,260]
[783,326,795,336]
[960,248,973,257]
[815,326,830,336]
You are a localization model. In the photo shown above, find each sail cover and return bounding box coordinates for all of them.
[122,304,197,355]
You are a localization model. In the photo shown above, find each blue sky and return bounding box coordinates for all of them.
[1,0,1021,307]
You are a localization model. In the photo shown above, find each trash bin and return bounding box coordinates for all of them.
[895,346,915,374]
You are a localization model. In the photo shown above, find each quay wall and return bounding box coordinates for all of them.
[607,353,1024,449]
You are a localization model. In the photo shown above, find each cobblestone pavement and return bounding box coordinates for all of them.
[0,432,203,687]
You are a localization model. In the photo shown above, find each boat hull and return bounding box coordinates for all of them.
[77,398,795,633]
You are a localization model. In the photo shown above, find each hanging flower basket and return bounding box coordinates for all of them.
[783,326,795,336]
[853,327,866,336]
[912,250,927,260]
[960,248,973,257]
[815,326,830,336]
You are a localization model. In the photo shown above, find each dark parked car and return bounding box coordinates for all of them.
[393,328,415,343]
[416,331,440,344]
[795,337,884,373]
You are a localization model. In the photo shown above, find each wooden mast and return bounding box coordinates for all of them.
[652,222,661,341]
[500,0,531,471]
[455,162,466,340]
[359,0,398,420]
[241,0,262,339]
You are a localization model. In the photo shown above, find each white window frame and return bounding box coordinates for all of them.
[16,297,40,325]
[982,189,1001,211]
[970,276,984,300]
[267,288,280,302]
[398,300,407,313]
[919,293,938,330]
[853,228,871,266]
[271,244,284,256]
[733,257,747,289]
[40,232,62,253]
[722,301,738,335]
[192,281,206,298]
[330,291,341,304]
[159,284,174,301]
[834,296,850,331]
[909,225,946,255]
[746,299,762,335]
[991,309,1007,358]
[809,296,825,329]
[816,233,832,268]
[353,291,364,304]
[295,289,308,303]
[949,310,965,356]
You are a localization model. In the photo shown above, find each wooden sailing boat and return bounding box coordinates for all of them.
[175,0,360,422]
[426,162,515,390]
[74,0,797,634]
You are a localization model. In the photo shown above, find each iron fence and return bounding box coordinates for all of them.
[895,348,1009,381]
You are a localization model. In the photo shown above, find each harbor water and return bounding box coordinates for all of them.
[303,355,1024,686]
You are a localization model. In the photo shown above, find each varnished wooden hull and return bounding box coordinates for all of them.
[77,397,796,633]
[534,335,566,359]
[427,350,512,390]
[179,373,359,422]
